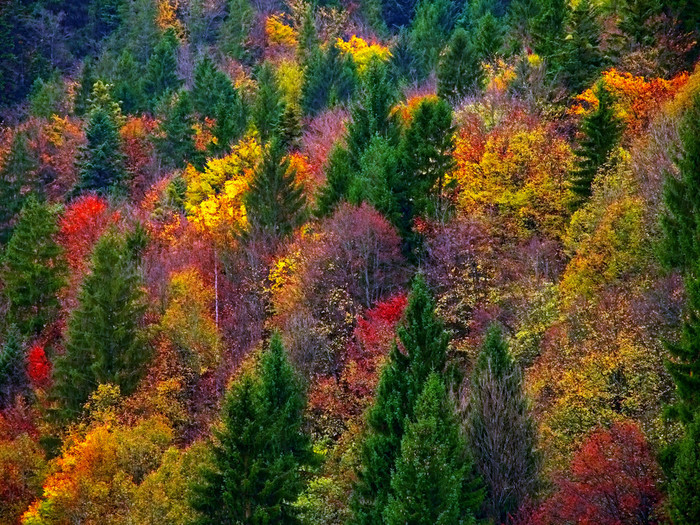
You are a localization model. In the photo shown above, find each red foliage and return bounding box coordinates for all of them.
[59,194,119,272]
[26,345,51,388]
[531,421,666,525]
[300,107,349,186]
[120,116,158,198]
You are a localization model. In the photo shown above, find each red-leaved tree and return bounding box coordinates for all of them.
[26,344,51,388]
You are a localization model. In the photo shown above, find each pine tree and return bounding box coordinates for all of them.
[315,145,353,217]
[278,103,303,152]
[389,28,420,84]
[2,197,65,338]
[409,0,455,79]
[156,91,202,170]
[561,0,604,94]
[570,82,624,209]
[88,80,124,125]
[191,332,315,524]
[437,28,484,102]
[661,94,700,424]
[142,28,181,109]
[467,324,540,524]
[53,229,148,419]
[669,415,700,525]
[384,373,482,525]
[301,44,358,116]
[351,274,451,524]
[0,132,37,245]
[531,0,568,68]
[0,326,25,407]
[244,139,306,238]
[471,11,504,60]
[252,63,285,144]
[75,58,97,116]
[296,6,318,65]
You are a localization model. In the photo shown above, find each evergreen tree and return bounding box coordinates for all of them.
[301,44,357,116]
[142,28,181,109]
[191,332,315,524]
[75,58,97,116]
[669,415,700,525]
[661,94,700,424]
[156,91,202,170]
[618,0,661,47]
[0,326,25,407]
[467,324,540,524]
[352,274,451,524]
[53,229,148,420]
[437,28,484,102]
[88,0,124,41]
[192,56,234,119]
[569,82,624,209]
[561,0,604,94]
[531,0,568,68]
[1,197,65,338]
[384,373,482,525]
[252,63,285,144]
[88,80,124,125]
[471,11,504,60]
[0,132,37,245]
[244,139,306,238]
[112,49,144,115]
[389,28,420,84]
[219,0,254,62]
[409,0,455,79]
[209,86,249,156]
[381,0,419,29]
[296,6,319,65]
[315,145,353,217]
[278,103,303,152]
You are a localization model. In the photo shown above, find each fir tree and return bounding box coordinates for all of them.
[219,0,254,62]
[467,324,540,524]
[88,80,124,125]
[471,11,504,60]
[296,6,319,65]
[77,105,127,194]
[301,44,357,116]
[351,274,451,524]
[437,28,484,102]
[142,28,181,109]
[75,58,97,116]
[389,28,420,84]
[53,229,148,420]
[156,91,202,170]
[192,56,234,119]
[570,81,624,209]
[409,0,455,79]
[191,332,315,524]
[278,103,303,152]
[384,373,482,525]
[531,0,568,68]
[618,0,661,47]
[315,145,353,217]
[2,197,65,338]
[561,0,604,94]
[0,132,37,245]
[669,415,700,525]
[209,86,249,156]
[0,326,25,407]
[244,139,306,239]
[112,49,144,115]
[252,63,285,144]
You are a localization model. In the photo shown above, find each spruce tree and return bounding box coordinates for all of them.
[389,28,420,84]
[192,56,234,119]
[618,0,661,47]
[437,28,484,102]
[244,139,306,238]
[570,82,624,209]
[53,229,148,419]
[561,0,604,94]
[252,63,285,144]
[409,0,455,79]
[156,91,202,170]
[219,0,254,62]
[471,11,504,60]
[278,103,303,152]
[467,324,540,524]
[352,274,452,524]
[384,373,482,525]
[142,28,181,109]
[112,49,144,115]
[301,44,357,116]
[209,86,249,156]
[2,197,65,338]
[0,326,25,407]
[0,132,37,245]
[296,6,318,65]
[191,332,315,524]
[74,58,97,116]
[315,145,353,217]
[669,415,700,525]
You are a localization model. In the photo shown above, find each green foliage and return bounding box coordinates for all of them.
[570,82,624,209]
[471,11,504,60]
[278,103,303,152]
[156,91,202,170]
[561,0,604,94]
[191,332,315,524]
[244,139,307,238]
[437,28,484,102]
[143,28,181,110]
[467,324,540,523]
[384,373,481,525]
[301,44,358,116]
[315,145,353,217]
[669,415,700,525]
[531,0,568,67]
[112,49,145,115]
[209,86,249,156]
[381,0,419,28]
[618,0,662,47]
[192,56,235,119]
[409,0,456,78]
[219,0,254,62]
[2,197,65,337]
[29,75,67,119]
[0,132,37,245]
[0,326,25,406]
[252,63,285,143]
[54,229,148,420]
[75,58,98,116]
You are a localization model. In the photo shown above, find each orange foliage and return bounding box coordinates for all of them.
[265,14,298,49]
[392,93,439,126]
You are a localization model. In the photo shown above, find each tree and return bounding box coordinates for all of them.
[191,332,315,524]
[219,0,254,62]
[252,63,285,143]
[669,415,700,525]
[315,145,353,217]
[561,0,604,94]
[53,229,148,419]
[618,0,661,47]
[156,91,201,170]
[0,132,37,245]
[142,28,181,109]
[192,56,234,119]
[351,274,453,524]
[409,0,456,79]
[531,0,568,68]
[209,85,249,156]
[112,49,144,115]
[2,197,65,337]
[437,28,484,102]
[384,373,482,525]
[570,82,624,209]
[471,11,504,61]
[467,324,540,524]
[381,0,419,29]
[244,139,306,238]
[301,44,357,116]
[75,58,97,116]
[0,326,25,406]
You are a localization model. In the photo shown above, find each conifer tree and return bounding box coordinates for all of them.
[352,274,453,524]
[75,58,97,116]
[219,0,254,62]
[156,91,202,170]
[0,132,37,245]
[561,0,604,94]
[381,0,419,29]
[570,82,624,209]
[112,49,144,115]
[252,63,285,144]
[53,229,148,419]
[409,0,455,79]
[471,11,504,60]
[531,0,568,68]
[389,28,420,84]
[2,197,65,338]
[142,28,181,109]
[467,324,540,524]
[618,0,661,47]
[192,56,234,119]
[384,373,482,525]
[0,326,25,407]
[669,415,700,525]
[437,28,484,102]
[244,139,306,238]
[278,103,303,151]
[296,6,318,65]
[301,44,357,116]
[661,94,700,424]
[209,86,249,156]
[315,145,353,217]
[191,332,315,523]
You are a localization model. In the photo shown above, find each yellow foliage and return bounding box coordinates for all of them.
[269,250,301,294]
[266,14,298,48]
[484,59,517,92]
[392,93,440,125]
[276,59,305,107]
[156,0,182,33]
[336,35,391,73]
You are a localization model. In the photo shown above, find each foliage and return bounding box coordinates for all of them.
[669,415,700,525]
[438,28,484,102]
[336,36,392,74]
[0,327,25,406]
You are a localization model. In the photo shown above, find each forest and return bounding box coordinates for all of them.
[0,0,699,523]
